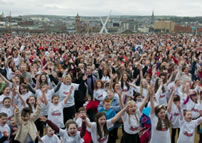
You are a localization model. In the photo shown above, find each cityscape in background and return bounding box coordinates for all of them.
[0,11,202,34]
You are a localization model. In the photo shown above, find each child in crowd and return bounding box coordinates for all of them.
[177,110,202,143]
[39,126,60,143]
[120,72,134,105]
[98,98,116,143]
[84,105,128,143]
[40,116,86,143]
[44,86,73,128]
[0,113,10,143]
[14,84,32,110]
[93,80,107,102]
[26,96,37,113]
[117,89,141,143]
[13,99,41,143]
[75,107,91,143]
[9,116,17,143]
[149,86,171,143]
[0,97,14,121]
[167,88,182,143]
[0,86,12,104]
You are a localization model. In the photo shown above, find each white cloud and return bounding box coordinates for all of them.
[0,0,202,16]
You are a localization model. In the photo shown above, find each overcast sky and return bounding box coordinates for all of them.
[0,0,202,17]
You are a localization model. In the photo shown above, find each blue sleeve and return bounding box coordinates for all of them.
[111,98,120,112]
[98,102,104,112]
[111,105,120,112]
[112,110,116,118]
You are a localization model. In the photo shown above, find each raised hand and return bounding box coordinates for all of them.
[115,89,122,97]
[40,116,47,122]
[37,98,42,106]
[133,74,139,83]
[13,104,19,112]
[12,87,18,95]
[69,86,74,94]
[148,85,154,97]
[41,86,47,93]
[80,113,86,121]
[36,74,40,81]
[82,74,87,80]
[176,103,181,111]
[170,86,175,94]
[3,131,8,137]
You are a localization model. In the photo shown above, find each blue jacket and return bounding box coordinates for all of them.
[98,96,120,112]
[98,107,116,120]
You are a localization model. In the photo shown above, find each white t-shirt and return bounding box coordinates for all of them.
[184,99,201,119]
[0,105,13,119]
[0,94,12,103]
[0,123,10,142]
[59,129,83,143]
[101,76,110,83]
[155,87,168,106]
[57,83,79,108]
[40,134,60,143]
[29,105,37,113]
[14,91,33,110]
[35,88,55,115]
[150,113,171,143]
[121,84,134,105]
[122,111,141,134]
[13,55,20,67]
[147,101,158,108]
[75,117,90,132]
[178,91,188,104]
[168,104,181,128]
[93,89,107,101]
[6,67,15,80]
[177,117,202,143]
[47,102,65,128]
[132,85,148,98]
[89,119,113,143]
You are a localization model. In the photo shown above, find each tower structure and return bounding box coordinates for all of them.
[75,13,80,33]
[151,10,154,24]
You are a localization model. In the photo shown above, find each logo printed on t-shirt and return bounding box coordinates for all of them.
[192,108,199,112]
[52,112,61,116]
[160,95,166,98]
[98,95,103,98]
[174,113,179,116]
[160,128,168,131]
[63,92,69,95]
[184,131,193,137]
[130,126,139,131]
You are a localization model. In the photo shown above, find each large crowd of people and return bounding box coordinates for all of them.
[0,33,201,143]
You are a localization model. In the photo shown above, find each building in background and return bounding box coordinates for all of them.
[153,21,176,32]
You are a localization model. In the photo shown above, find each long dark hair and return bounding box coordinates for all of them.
[19,84,28,94]
[155,105,171,130]
[96,112,109,138]
[39,72,48,85]
[121,72,130,90]
[26,96,37,113]
[154,79,165,93]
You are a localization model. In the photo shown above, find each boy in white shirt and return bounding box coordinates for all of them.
[0,113,10,143]
[177,110,202,143]
[0,97,14,121]
[75,107,91,143]
[39,126,60,143]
